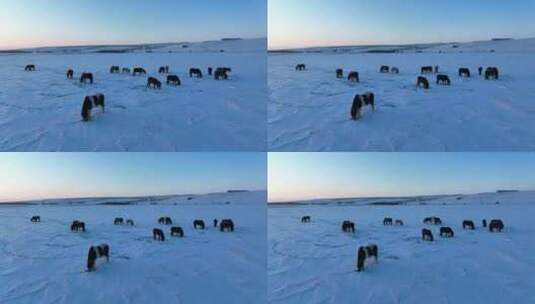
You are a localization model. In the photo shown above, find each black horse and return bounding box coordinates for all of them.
[110,66,120,73]
[478,67,483,76]
[347,71,359,82]
[126,219,134,226]
[436,74,451,85]
[482,219,487,227]
[350,92,374,120]
[213,219,218,227]
[489,219,504,232]
[153,228,165,241]
[380,65,389,73]
[423,216,442,225]
[391,67,399,74]
[208,67,213,75]
[25,64,36,71]
[30,216,41,222]
[114,217,124,225]
[485,67,499,80]
[301,216,311,223]
[189,68,203,78]
[295,64,306,71]
[80,73,94,84]
[422,228,433,241]
[342,220,355,232]
[417,76,429,89]
[66,69,74,79]
[439,226,454,238]
[122,68,131,74]
[383,217,393,225]
[167,75,181,86]
[170,226,184,237]
[220,219,234,232]
[421,66,433,74]
[193,219,205,230]
[458,68,470,77]
[147,77,162,89]
[336,69,343,78]
[81,93,105,122]
[87,244,109,272]
[159,66,169,74]
[462,220,475,230]
[214,68,229,80]
[356,244,378,272]
[158,217,172,225]
[394,219,404,226]
[71,220,86,232]
[133,67,147,76]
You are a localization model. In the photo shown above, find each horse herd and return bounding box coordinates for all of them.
[299,215,505,272]
[29,215,236,272]
[294,63,501,121]
[23,64,232,122]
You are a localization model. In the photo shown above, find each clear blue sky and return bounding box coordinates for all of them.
[0,153,266,203]
[269,0,535,49]
[269,153,535,202]
[0,0,266,49]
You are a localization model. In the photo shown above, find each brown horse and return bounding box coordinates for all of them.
[220,219,234,232]
[193,219,205,229]
[71,220,86,231]
[81,94,105,122]
[422,228,433,241]
[153,228,165,241]
[80,73,94,84]
[170,226,184,237]
[133,67,147,76]
[66,69,74,79]
[458,68,470,77]
[147,77,162,89]
[189,68,203,78]
[356,244,378,272]
[87,244,109,272]
[436,74,451,85]
[440,226,454,238]
[214,68,229,80]
[417,76,429,89]
[347,71,359,82]
[167,75,181,86]
[350,92,375,120]
[485,67,499,80]
[342,220,355,233]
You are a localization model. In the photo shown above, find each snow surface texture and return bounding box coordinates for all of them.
[0,191,267,304]
[268,38,535,151]
[268,191,535,304]
[0,39,267,151]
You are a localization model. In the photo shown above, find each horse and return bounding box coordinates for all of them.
[342,220,355,232]
[394,219,404,226]
[458,68,470,77]
[80,73,94,84]
[440,226,454,238]
[213,219,218,227]
[485,67,499,80]
[158,217,172,225]
[462,220,475,230]
[147,77,162,89]
[208,67,213,75]
[153,228,165,241]
[220,219,234,232]
[25,64,36,71]
[193,219,205,229]
[436,74,451,85]
[391,67,399,74]
[295,64,306,71]
[421,66,433,74]
[158,66,169,74]
[422,228,433,241]
[114,217,124,225]
[133,67,147,76]
[126,219,134,226]
[66,69,74,79]
[417,76,430,89]
[383,217,393,225]
[122,68,131,74]
[301,216,311,223]
[478,67,483,76]
[356,244,378,272]
[423,217,442,225]
[434,66,439,73]
[71,220,86,232]
[336,69,343,78]
[87,244,109,272]
[30,216,41,222]
[189,68,203,78]
[214,68,229,80]
[347,71,359,82]
[350,92,374,120]
[380,65,389,73]
[170,226,184,237]
[489,219,504,232]
[482,219,487,227]
[166,75,181,86]
[110,66,120,74]
[81,93,105,122]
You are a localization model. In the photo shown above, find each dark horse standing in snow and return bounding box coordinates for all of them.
[80,73,94,84]
[220,219,234,232]
[356,244,378,272]
[81,93,105,122]
[350,92,375,120]
[87,244,109,272]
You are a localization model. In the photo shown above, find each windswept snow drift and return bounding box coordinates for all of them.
[268,191,535,304]
[0,38,267,151]
[268,38,535,151]
[0,191,267,304]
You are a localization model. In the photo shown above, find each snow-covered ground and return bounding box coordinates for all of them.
[0,191,266,304]
[268,191,535,304]
[0,38,266,151]
[268,38,535,151]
